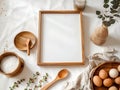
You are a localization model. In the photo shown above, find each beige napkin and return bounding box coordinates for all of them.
[63,48,120,90]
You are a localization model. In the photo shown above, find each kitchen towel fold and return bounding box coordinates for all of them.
[63,49,120,90]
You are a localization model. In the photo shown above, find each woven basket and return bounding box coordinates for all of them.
[90,61,120,90]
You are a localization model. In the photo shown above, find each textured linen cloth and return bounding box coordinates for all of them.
[63,49,120,90]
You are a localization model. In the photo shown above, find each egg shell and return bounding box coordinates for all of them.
[109,68,119,78]
[118,65,120,72]
[99,69,108,79]
[93,75,102,87]
[115,76,120,85]
[108,86,118,90]
[103,78,113,87]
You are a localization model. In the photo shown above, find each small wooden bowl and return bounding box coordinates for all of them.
[91,61,120,90]
[0,52,24,77]
[14,31,37,51]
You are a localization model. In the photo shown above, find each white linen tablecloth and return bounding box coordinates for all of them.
[0,0,120,90]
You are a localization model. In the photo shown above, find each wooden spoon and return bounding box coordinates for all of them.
[26,39,31,55]
[41,69,69,90]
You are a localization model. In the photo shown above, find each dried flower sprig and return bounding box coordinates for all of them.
[96,0,120,27]
[9,72,49,90]
[33,73,49,90]
[24,72,40,90]
[9,79,25,90]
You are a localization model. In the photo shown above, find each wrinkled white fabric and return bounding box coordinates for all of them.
[0,0,120,90]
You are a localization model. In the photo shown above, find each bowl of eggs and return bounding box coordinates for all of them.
[91,61,120,90]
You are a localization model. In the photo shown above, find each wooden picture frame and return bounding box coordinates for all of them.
[37,10,85,66]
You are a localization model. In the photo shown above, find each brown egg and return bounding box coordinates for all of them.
[108,86,118,90]
[93,75,102,87]
[115,76,120,85]
[118,65,120,72]
[99,69,108,79]
[103,78,113,87]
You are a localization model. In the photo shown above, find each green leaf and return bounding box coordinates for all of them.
[36,72,40,75]
[112,4,119,9]
[111,1,115,4]
[114,14,120,17]
[104,14,110,18]
[110,8,113,11]
[96,11,101,15]
[98,15,103,18]
[27,83,30,86]
[9,87,13,90]
[24,88,27,90]
[104,0,109,3]
[103,4,109,8]
[102,17,105,20]
[46,73,48,76]
[109,19,115,24]
[110,10,117,13]
[103,21,111,27]
[110,16,113,19]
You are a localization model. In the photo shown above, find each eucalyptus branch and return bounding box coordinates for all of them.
[96,0,120,27]
[9,79,25,90]
[9,72,49,90]
[24,72,40,90]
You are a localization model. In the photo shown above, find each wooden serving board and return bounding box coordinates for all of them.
[91,61,120,90]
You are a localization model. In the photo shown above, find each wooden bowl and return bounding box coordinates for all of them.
[14,31,37,51]
[0,52,24,77]
[91,61,120,90]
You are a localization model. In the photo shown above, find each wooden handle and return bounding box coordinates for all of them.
[26,39,30,55]
[41,78,59,90]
